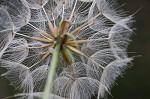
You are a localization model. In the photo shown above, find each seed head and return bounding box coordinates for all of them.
[0,0,134,99]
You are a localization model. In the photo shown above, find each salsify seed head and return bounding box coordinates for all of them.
[0,0,134,99]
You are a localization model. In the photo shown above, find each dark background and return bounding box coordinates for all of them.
[0,0,150,99]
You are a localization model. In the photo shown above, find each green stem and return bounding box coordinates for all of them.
[42,38,61,99]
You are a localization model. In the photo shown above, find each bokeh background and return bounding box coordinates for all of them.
[0,0,150,99]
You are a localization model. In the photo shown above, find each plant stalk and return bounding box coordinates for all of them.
[42,38,61,99]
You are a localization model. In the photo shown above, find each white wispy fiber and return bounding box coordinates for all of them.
[0,0,134,99]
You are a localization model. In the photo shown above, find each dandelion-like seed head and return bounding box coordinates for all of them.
[0,0,134,99]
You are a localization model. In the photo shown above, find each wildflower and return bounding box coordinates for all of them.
[0,0,134,99]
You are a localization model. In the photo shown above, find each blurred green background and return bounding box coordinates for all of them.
[0,0,150,99]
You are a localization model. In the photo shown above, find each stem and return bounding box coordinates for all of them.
[42,38,61,99]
